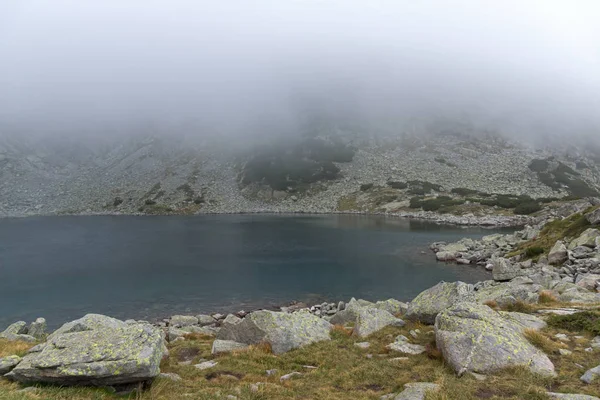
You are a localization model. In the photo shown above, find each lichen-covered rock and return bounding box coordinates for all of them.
[27,318,46,340]
[581,364,600,384]
[473,281,541,306]
[170,315,199,328]
[329,298,364,325]
[405,281,474,324]
[492,258,520,281]
[587,208,600,225]
[354,307,404,337]
[393,382,439,400]
[211,339,250,354]
[196,314,217,326]
[0,355,21,374]
[0,321,35,342]
[499,312,547,331]
[436,251,457,261]
[575,274,600,292]
[375,299,408,315]
[569,229,600,249]
[435,302,555,377]
[217,310,331,354]
[7,315,164,386]
[549,241,568,265]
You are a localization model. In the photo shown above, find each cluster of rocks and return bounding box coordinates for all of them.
[2,131,599,220]
[0,318,46,342]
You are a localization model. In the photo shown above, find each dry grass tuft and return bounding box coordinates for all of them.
[503,300,536,314]
[0,338,35,357]
[523,328,566,354]
[538,291,559,305]
[330,324,353,338]
[425,340,442,360]
[252,341,273,354]
[483,300,498,310]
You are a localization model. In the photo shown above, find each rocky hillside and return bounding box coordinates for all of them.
[1,129,600,218]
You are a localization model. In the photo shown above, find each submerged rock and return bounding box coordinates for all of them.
[435,302,555,377]
[217,310,331,354]
[7,314,164,386]
[405,281,474,324]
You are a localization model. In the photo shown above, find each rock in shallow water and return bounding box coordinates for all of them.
[7,314,164,386]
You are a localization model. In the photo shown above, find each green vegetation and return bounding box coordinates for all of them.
[386,181,407,189]
[450,188,479,196]
[409,196,465,212]
[547,311,600,335]
[514,201,542,215]
[524,246,544,258]
[360,183,374,191]
[529,158,599,197]
[407,180,442,195]
[528,159,550,173]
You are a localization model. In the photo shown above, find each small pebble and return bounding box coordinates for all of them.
[280,372,302,382]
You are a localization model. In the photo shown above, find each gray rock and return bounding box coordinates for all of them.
[499,311,547,331]
[217,310,331,354]
[549,241,569,265]
[0,321,35,342]
[195,361,218,370]
[436,251,457,261]
[170,315,199,327]
[27,318,46,340]
[387,342,426,355]
[394,382,439,400]
[0,355,21,374]
[586,208,600,225]
[354,342,370,349]
[375,299,408,315]
[435,302,555,377]
[159,372,182,381]
[492,257,519,281]
[570,229,600,249]
[211,339,250,354]
[575,274,600,291]
[7,316,164,386]
[196,314,217,326]
[581,365,600,384]
[167,327,188,341]
[329,298,364,325]
[405,281,474,324]
[354,307,405,337]
[280,372,302,382]
[548,393,600,400]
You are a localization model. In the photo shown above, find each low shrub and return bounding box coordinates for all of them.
[387,181,408,189]
[360,183,374,191]
[514,201,542,215]
[524,246,544,258]
[537,290,558,305]
[451,187,479,196]
[547,311,600,335]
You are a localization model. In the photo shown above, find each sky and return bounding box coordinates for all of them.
[1,0,599,142]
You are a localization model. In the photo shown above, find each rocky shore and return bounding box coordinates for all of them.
[1,203,600,399]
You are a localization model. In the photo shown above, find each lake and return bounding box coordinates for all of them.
[0,214,509,328]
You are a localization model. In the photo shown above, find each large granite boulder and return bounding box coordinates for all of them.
[28,318,46,340]
[7,314,164,386]
[375,299,408,315]
[0,355,21,374]
[435,302,555,377]
[575,274,600,292]
[569,229,600,249]
[492,257,520,281]
[473,279,542,306]
[330,298,364,325]
[217,310,331,354]
[549,241,569,265]
[581,364,600,384]
[586,208,600,225]
[405,281,474,324]
[354,307,404,337]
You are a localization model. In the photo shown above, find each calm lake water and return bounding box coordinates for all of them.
[0,215,509,328]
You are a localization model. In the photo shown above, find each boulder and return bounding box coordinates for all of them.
[473,280,541,306]
[436,251,457,262]
[375,299,408,315]
[0,355,21,374]
[575,274,600,292]
[581,365,600,384]
[492,258,520,281]
[211,339,250,354]
[548,393,600,400]
[7,315,164,386]
[585,208,600,225]
[27,318,46,340]
[330,298,364,325]
[217,310,331,354]
[549,241,569,265]
[569,229,600,249]
[393,382,439,400]
[170,315,199,327]
[499,312,547,331]
[0,321,35,342]
[435,302,555,377]
[405,281,474,324]
[354,307,404,338]
[196,314,217,326]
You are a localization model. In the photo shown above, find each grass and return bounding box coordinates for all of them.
[547,311,600,335]
[538,291,559,305]
[2,313,600,400]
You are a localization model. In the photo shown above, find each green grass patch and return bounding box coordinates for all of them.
[547,311,600,335]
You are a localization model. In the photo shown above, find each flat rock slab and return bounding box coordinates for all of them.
[217,310,331,354]
[7,314,164,386]
[211,339,250,354]
[548,393,600,400]
[435,302,555,377]
[394,382,439,400]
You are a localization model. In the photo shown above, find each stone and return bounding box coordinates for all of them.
[354,342,371,349]
[435,302,555,377]
[330,298,364,325]
[586,208,600,225]
[548,393,600,400]
[436,251,457,261]
[211,339,250,354]
[499,312,547,331]
[492,257,519,281]
[375,299,408,315]
[266,369,277,376]
[387,342,426,355]
[0,355,21,374]
[575,274,600,291]
[354,307,405,337]
[559,349,573,356]
[195,361,218,370]
[405,281,474,324]
[7,315,164,386]
[167,327,188,342]
[280,372,302,381]
[181,325,219,336]
[569,229,600,249]
[0,321,35,342]
[196,314,217,326]
[27,318,46,340]
[170,315,199,327]
[581,365,600,384]
[549,241,569,265]
[394,382,439,400]
[217,310,331,354]
[571,246,594,259]
[159,372,182,381]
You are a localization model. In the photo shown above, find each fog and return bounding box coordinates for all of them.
[1,1,600,145]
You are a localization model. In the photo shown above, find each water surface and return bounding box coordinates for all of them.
[0,215,508,328]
